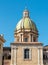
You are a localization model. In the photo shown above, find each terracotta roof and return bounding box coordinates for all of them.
[43,45,48,50]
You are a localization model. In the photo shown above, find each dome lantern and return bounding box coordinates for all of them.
[23,8,29,18]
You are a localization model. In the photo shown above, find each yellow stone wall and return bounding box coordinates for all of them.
[11,45,43,65]
[17,46,38,65]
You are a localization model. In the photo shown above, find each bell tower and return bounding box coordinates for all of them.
[11,9,43,65]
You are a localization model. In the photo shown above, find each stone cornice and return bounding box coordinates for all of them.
[14,28,38,35]
[11,42,43,46]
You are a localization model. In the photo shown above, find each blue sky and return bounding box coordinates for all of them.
[0,0,48,47]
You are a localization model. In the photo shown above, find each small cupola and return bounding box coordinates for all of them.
[23,8,29,18]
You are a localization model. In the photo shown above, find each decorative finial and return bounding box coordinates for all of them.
[24,6,28,12]
[25,6,27,10]
[0,34,4,38]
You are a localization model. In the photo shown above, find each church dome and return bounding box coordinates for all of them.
[15,9,38,33]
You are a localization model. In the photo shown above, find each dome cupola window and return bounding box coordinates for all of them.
[24,38,28,42]
[33,37,36,42]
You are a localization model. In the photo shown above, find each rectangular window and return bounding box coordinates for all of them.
[23,48,32,60]
[24,49,29,59]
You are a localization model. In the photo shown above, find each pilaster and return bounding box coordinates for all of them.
[11,46,18,65]
[38,47,43,65]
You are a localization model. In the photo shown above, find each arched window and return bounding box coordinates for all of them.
[24,49,29,59]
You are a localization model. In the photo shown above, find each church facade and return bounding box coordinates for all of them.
[11,9,43,65]
[0,9,48,65]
